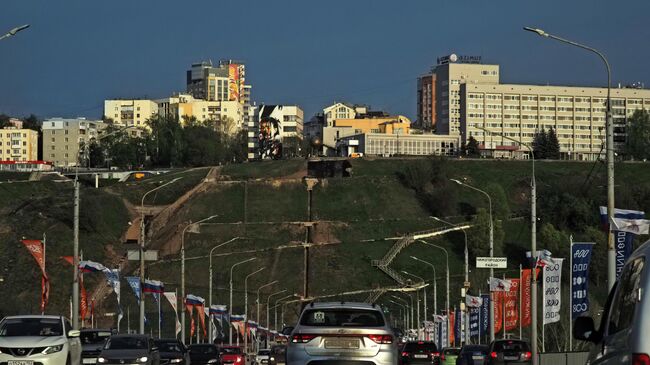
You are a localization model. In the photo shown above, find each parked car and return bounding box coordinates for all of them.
[255,349,271,365]
[268,345,286,365]
[573,240,650,365]
[441,347,461,365]
[188,343,219,365]
[401,341,439,364]
[457,345,489,365]
[155,338,190,365]
[286,302,398,365]
[217,345,244,365]
[486,339,531,365]
[80,328,113,364]
[0,315,82,365]
[97,334,161,365]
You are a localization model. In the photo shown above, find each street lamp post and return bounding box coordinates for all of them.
[208,237,243,342]
[391,295,410,333]
[417,241,450,343]
[244,267,265,354]
[275,294,296,331]
[402,270,427,339]
[229,257,256,345]
[139,177,183,334]
[256,281,278,326]
[0,24,30,41]
[181,214,219,343]
[388,299,407,330]
[266,290,287,330]
[450,179,494,342]
[410,256,437,316]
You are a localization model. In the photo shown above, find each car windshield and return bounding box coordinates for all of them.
[104,337,148,350]
[403,342,437,352]
[272,346,286,355]
[0,318,63,337]
[191,345,216,354]
[81,331,112,344]
[461,346,488,355]
[156,342,182,352]
[493,341,530,352]
[444,348,461,355]
[258,350,271,355]
[300,309,385,327]
[219,347,242,354]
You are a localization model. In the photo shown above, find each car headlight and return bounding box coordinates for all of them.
[42,345,64,354]
[170,359,183,364]
[97,357,107,363]
[137,356,149,363]
[207,360,218,364]
[270,357,275,361]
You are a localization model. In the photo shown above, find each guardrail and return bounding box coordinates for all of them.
[538,352,589,365]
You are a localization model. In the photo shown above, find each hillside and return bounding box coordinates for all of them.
[1,158,649,350]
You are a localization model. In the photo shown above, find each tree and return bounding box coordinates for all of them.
[466,136,480,157]
[626,109,650,160]
[467,208,505,258]
[533,127,548,159]
[546,128,561,159]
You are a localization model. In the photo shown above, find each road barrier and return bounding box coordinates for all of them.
[538,352,590,365]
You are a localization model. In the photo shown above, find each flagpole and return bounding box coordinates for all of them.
[569,236,573,352]
[42,233,46,315]
[503,274,506,339]
[478,290,482,345]
[158,294,161,339]
[519,265,523,340]
[128,306,131,334]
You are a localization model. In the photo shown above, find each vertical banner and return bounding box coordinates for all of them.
[505,279,519,331]
[469,307,480,339]
[21,239,49,313]
[454,308,462,345]
[600,207,646,278]
[126,277,142,303]
[185,304,195,338]
[163,292,181,337]
[571,243,594,320]
[521,269,532,327]
[103,269,123,329]
[493,292,503,334]
[480,294,490,339]
[543,258,564,325]
[448,311,455,346]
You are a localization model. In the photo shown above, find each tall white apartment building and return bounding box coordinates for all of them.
[42,118,103,167]
[104,99,158,129]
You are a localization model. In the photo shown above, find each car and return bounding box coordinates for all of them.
[80,328,113,364]
[573,239,650,365]
[217,345,244,365]
[97,334,161,365]
[268,345,286,365]
[285,301,398,365]
[255,349,271,365]
[441,347,461,365]
[0,315,82,365]
[188,343,219,365]
[155,338,190,365]
[486,340,531,365]
[457,345,489,365]
[401,341,439,364]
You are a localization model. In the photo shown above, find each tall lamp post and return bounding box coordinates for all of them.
[256,281,279,325]
[391,295,411,333]
[0,24,29,41]
[450,179,494,342]
[180,214,219,343]
[139,177,183,334]
[410,256,437,316]
[274,294,296,331]
[417,240,450,344]
[402,271,427,340]
[229,257,256,345]
[266,290,287,329]
[388,299,407,330]
[208,237,243,342]
[244,267,265,354]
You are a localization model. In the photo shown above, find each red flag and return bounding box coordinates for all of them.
[21,240,49,313]
[197,304,207,338]
[448,310,455,346]
[186,304,195,338]
[505,279,519,331]
[80,276,88,321]
[521,269,532,327]
[494,292,503,334]
[61,256,74,266]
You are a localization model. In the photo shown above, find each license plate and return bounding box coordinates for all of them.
[8,361,34,365]
[473,355,484,360]
[83,358,97,364]
[325,338,359,349]
[505,356,519,360]
[414,354,428,358]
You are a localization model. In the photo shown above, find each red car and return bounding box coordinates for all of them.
[219,346,245,365]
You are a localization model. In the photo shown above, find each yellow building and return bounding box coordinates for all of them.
[104,99,158,129]
[158,94,245,131]
[322,115,411,155]
[0,128,38,161]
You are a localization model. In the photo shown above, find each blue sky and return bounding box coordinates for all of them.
[1,0,649,121]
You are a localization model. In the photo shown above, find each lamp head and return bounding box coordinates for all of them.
[8,24,30,36]
[450,178,463,185]
[523,26,548,37]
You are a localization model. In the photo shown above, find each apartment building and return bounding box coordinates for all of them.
[104,99,158,128]
[42,118,103,167]
[157,93,244,130]
[250,104,304,159]
[416,74,436,129]
[460,83,650,160]
[0,127,38,162]
[337,133,459,157]
[322,114,411,156]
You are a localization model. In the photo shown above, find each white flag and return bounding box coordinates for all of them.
[543,258,564,325]
[465,294,483,308]
[611,218,650,235]
[163,292,181,337]
[489,277,512,291]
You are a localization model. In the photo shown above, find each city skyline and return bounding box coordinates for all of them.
[1,0,650,121]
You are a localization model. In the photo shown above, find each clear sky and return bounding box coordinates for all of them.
[1,0,649,122]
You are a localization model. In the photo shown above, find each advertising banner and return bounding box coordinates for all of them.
[600,207,646,278]
[469,307,480,338]
[543,258,564,325]
[571,243,594,319]
[521,269,532,327]
[505,279,519,331]
[480,294,490,338]
[494,292,503,334]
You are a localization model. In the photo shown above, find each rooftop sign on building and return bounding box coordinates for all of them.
[437,53,482,65]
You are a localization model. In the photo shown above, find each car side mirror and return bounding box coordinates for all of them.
[281,326,294,336]
[67,330,81,338]
[573,316,601,343]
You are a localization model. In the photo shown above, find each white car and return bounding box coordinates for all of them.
[0,315,82,365]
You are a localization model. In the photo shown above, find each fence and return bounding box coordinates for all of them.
[538,352,590,365]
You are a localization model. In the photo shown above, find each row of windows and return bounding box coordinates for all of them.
[0,133,29,138]
[0,149,27,155]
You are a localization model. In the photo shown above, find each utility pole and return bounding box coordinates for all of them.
[72,180,80,329]
[303,177,319,303]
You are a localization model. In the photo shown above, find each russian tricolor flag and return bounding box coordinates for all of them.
[185,294,205,306]
[230,314,245,322]
[143,279,164,294]
[210,305,227,315]
[79,260,107,273]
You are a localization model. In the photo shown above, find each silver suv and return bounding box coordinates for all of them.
[286,302,398,365]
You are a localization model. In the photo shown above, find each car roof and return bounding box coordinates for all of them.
[2,315,63,320]
[109,334,151,340]
[155,338,181,342]
[304,302,381,310]
[80,328,112,332]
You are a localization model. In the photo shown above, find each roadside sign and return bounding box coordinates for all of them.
[127,250,158,261]
[476,257,507,269]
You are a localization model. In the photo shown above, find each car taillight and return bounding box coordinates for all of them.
[440,353,445,360]
[490,352,498,359]
[401,352,409,357]
[367,334,394,344]
[522,352,532,360]
[236,356,243,363]
[633,354,650,365]
[292,334,317,343]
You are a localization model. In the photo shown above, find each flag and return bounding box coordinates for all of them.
[489,277,512,291]
[521,269,532,327]
[600,206,646,228]
[163,292,181,337]
[448,311,455,346]
[210,305,227,315]
[572,243,594,320]
[454,308,462,345]
[494,291,503,334]
[185,294,205,306]
[611,218,650,235]
[79,260,107,273]
[143,279,164,294]
[505,279,519,331]
[197,303,207,338]
[543,258,563,325]
[469,307,480,338]
[126,277,142,303]
[465,294,483,308]
[61,256,73,265]
[526,249,553,268]
[80,276,88,321]
[21,239,49,313]
[185,303,195,338]
[103,269,123,328]
[600,207,646,278]
[480,294,490,337]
